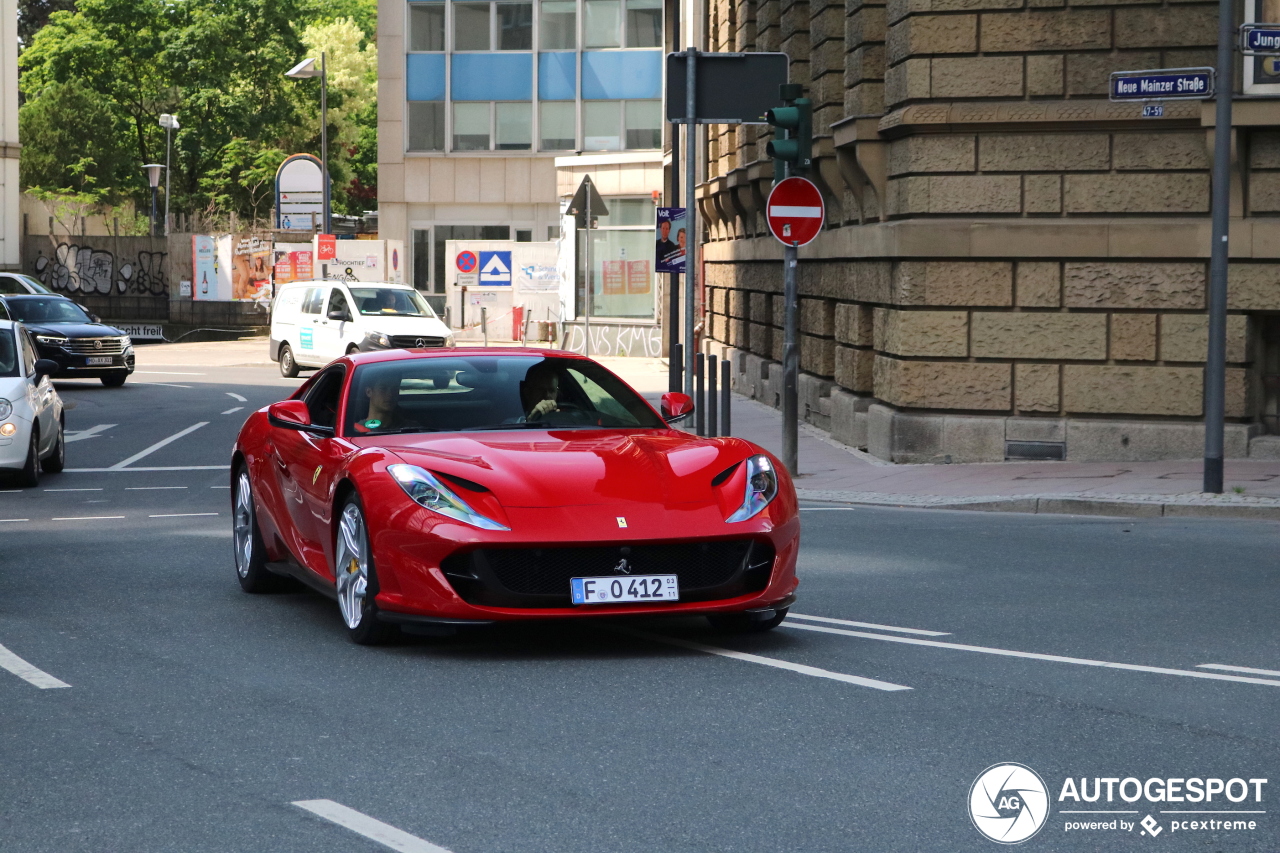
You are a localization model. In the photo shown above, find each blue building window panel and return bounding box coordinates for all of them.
[406,54,447,102]
[539,52,577,100]
[451,53,533,101]
[581,50,661,100]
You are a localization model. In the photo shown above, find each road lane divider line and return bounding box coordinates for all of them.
[138,383,193,389]
[226,392,247,402]
[64,424,116,443]
[0,518,29,523]
[52,516,126,521]
[109,422,209,470]
[221,407,243,415]
[618,628,911,691]
[149,513,219,518]
[784,623,1280,688]
[43,488,104,493]
[1198,663,1280,677]
[126,486,188,490]
[788,613,951,636]
[67,465,228,473]
[0,643,69,689]
[292,800,453,853]
[135,371,205,375]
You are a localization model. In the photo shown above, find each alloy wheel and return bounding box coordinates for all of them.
[335,502,369,629]
[233,471,255,578]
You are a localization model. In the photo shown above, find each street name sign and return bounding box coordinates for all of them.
[1109,67,1214,101]
[766,177,825,247]
[1241,23,1280,55]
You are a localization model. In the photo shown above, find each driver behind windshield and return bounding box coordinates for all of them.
[352,374,422,433]
[519,362,561,421]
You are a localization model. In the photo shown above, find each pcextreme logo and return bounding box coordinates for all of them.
[969,763,1050,844]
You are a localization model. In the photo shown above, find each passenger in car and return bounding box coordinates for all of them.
[353,374,423,433]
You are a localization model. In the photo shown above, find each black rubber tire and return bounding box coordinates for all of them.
[345,344,360,356]
[279,343,300,378]
[233,467,287,593]
[338,493,398,646]
[706,608,789,634]
[101,372,127,387]
[42,418,65,474]
[14,427,40,488]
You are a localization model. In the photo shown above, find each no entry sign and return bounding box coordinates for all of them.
[767,177,825,246]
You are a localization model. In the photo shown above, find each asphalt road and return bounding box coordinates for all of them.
[0,356,1277,852]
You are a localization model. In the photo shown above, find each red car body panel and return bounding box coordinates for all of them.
[233,348,799,622]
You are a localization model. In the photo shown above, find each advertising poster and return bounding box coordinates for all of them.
[192,235,226,300]
[292,249,314,280]
[626,260,651,295]
[602,260,626,295]
[655,207,687,274]
[220,235,273,302]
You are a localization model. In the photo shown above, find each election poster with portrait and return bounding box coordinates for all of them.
[655,207,687,274]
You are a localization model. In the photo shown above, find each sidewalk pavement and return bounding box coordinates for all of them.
[136,339,1280,521]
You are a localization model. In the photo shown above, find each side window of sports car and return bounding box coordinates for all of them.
[304,367,346,429]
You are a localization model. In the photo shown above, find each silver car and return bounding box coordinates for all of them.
[0,319,64,486]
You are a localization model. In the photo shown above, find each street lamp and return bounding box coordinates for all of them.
[285,54,330,234]
[143,163,165,237]
[159,114,179,236]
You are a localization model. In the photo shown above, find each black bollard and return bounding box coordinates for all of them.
[707,355,718,437]
[672,343,683,396]
[721,358,731,436]
[695,352,705,436]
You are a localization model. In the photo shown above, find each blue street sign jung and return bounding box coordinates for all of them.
[1241,24,1280,55]
[1110,68,1214,102]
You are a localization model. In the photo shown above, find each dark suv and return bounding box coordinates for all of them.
[0,295,135,386]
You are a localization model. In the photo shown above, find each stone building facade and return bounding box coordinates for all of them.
[694,0,1280,462]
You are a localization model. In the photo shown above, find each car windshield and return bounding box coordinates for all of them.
[344,356,667,435]
[5,298,91,324]
[350,288,435,318]
[0,330,17,377]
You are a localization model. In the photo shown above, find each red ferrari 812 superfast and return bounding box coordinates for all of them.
[231,348,799,643]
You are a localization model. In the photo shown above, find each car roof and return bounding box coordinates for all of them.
[0,293,72,301]
[343,347,589,367]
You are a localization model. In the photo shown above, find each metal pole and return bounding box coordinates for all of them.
[584,178,593,357]
[672,342,683,395]
[782,242,799,475]
[721,357,731,436]
[150,186,158,238]
[683,47,697,397]
[481,306,489,346]
[669,124,681,392]
[1204,2,1235,494]
[321,52,330,235]
[707,353,718,437]
[695,351,705,435]
[164,126,173,237]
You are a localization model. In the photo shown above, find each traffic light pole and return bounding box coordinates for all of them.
[782,243,799,475]
[683,47,698,398]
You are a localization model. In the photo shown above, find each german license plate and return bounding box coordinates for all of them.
[86,357,112,366]
[571,575,678,605]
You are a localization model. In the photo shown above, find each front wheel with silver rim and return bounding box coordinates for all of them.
[233,467,282,592]
[334,494,396,644]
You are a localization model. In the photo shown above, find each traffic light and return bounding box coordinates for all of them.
[766,84,812,180]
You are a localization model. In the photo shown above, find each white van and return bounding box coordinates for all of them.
[269,281,454,377]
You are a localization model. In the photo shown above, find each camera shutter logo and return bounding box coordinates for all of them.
[969,763,1050,844]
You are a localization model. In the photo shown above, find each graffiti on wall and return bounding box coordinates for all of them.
[562,323,663,357]
[32,243,169,297]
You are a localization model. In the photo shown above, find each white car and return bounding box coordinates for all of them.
[0,273,53,295]
[0,320,64,486]
[269,280,454,378]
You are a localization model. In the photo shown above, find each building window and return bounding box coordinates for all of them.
[408,101,446,151]
[624,100,661,149]
[496,102,533,149]
[540,0,576,48]
[497,1,534,49]
[454,102,491,149]
[454,2,491,49]
[517,229,533,241]
[409,2,446,51]
[412,228,433,291]
[625,0,661,47]
[583,100,621,150]
[584,0,621,47]
[540,101,576,150]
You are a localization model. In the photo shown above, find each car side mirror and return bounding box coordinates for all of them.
[33,358,58,378]
[267,399,314,429]
[660,392,694,424]
[327,308,349,322]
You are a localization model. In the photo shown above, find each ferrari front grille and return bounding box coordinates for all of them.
[442,539,776,608]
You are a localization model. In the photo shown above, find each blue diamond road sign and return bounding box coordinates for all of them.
[479,251,512,286]
[1110,68,1214,102]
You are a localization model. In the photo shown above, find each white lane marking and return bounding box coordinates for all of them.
[788,613,951,637]
[799,507,858,511]
[784,623,1280,688]
[0,643,70,689]
[1060,811,1138,814]
[149,513,219,518]
[1198,663,1280,677]
[52,516,126,521]
[221,407,244,415]
[135,371,205,376]
[108,422,209,470]
[620,628,911,691]
[43,488,104,493]
[138,383,193,389]
[66,465,228,473]
[1161,810,1267,814]
[293,800,453,853]
[126,486,188,491]
[0,518,29,523]
[64,424,116,443]
[210,485,231,489]
[226,392,247,402]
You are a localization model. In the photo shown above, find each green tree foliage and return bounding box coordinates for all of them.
[19,0,379,224]
[18,0,77,49]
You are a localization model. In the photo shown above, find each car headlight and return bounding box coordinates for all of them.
[35,335,68,346]
[444,334,455,347]
[0,399,10,420]
[366,331,391,348]
[119,336,132,348]
[726,454,779,522]
[387,464,509,530]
